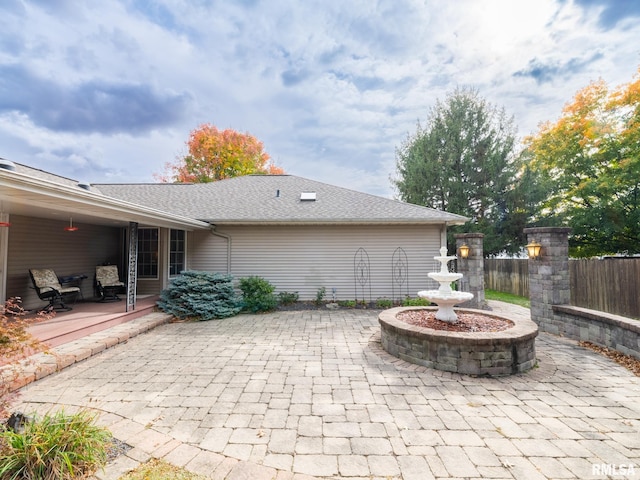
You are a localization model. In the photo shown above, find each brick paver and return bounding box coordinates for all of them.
[15,302,640,479]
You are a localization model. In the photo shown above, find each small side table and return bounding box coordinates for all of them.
[58,274,88,300]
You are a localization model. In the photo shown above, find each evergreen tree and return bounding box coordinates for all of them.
[394,87,522,255]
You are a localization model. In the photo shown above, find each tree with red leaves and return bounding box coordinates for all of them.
[157,123,284,183]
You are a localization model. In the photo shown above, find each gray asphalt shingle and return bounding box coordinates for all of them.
[95,175,468,225]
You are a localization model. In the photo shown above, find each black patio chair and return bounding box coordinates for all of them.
[95,265,125,302]
[29,268,80,312]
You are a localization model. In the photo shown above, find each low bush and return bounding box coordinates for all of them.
[338,300,356,308]
[0,409,111,479]
[1,298,50,420]
[277,291,299,305]
[239,276,278,313]
[375,298,394,309]
[402,297,431,307]
[315,287,326,306]
[157,271,243,320]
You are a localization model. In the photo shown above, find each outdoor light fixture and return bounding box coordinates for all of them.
[458,243,470,259]
[526,240,542,259]
[64,217,79,232]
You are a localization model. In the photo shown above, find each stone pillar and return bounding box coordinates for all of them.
[524,227,571,328]
[454,233,486,309]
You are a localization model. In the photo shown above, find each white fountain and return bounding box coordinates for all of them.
[418,246,474,323]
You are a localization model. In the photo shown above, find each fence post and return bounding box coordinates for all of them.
[454,233,486,309]
[524,227,571,328]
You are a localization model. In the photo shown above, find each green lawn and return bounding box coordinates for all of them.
[485,289,530,308]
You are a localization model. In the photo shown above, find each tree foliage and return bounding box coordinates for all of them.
[524,68,640,257]
[158,123,284,183]
[393,87,522,255]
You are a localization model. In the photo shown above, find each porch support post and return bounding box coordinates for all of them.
[126,222,138,312]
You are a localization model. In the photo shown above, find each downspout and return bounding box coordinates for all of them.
[210,224,232,274]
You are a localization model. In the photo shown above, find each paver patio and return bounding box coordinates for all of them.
[15,302,640,479]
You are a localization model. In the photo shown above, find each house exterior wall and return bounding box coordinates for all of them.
[188,224,443,301]
[6,215,121,309]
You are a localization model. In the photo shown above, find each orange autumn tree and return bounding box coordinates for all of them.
[158,124,284,183]
[524,68,640,256]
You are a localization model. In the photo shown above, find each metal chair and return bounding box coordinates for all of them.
[29,268,80,312]
[95,265,125,302]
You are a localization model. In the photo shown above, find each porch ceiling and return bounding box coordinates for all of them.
[0,169,209,230]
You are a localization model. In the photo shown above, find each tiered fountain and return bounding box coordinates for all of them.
[378,246,539,376]
[418,246,473,322]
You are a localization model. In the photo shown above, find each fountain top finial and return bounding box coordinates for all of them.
[439,246,448,257]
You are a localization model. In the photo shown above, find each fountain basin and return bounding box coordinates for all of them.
[418,289,474,322]
[379,306,538,376]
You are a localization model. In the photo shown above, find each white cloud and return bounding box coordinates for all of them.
[0,0,638,199]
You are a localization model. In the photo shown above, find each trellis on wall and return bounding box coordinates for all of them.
[392,247,409,301]
[353,247,371,304]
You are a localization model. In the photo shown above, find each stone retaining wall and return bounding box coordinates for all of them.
[551,305,640,360]
[379,307,538,376]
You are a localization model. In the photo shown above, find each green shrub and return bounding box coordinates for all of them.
[277,291,299,305]
[338,300,356,308]
[239,276,278,313]
[402,297,431,307]
[157,271,242,320]
[315,287,326,306]
[375,298,394,309]
[0,409,111,479]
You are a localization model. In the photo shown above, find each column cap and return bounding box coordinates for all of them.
[454,233,485,239]
[523,227,572,235]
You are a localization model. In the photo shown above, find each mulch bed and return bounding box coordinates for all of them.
[397,310,513,332]
[276,301,380,311]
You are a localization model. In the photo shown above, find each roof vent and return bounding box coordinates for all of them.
[77,182,91,191]
[0,159,16,171]
[300,192,316,201]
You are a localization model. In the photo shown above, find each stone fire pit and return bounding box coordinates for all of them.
[379,306,539,376]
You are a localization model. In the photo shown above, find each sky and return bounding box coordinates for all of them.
[1,0,639,198]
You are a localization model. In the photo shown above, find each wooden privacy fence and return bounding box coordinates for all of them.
[570,258,640,319]
[485,257,640,319]
[484,258,529,298]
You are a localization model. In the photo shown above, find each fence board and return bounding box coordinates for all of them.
[484,257,640,319]
[570,258,640,319]
[484,258,529,297]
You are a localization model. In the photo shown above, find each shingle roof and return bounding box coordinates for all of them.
[95,175,468,225]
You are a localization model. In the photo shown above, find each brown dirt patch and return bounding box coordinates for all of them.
[397,310,514,332]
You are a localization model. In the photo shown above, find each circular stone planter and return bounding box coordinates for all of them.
[379,306,539,376]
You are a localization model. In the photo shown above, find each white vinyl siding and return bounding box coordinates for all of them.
[189,224,443,301]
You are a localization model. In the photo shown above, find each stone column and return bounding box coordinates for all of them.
[524,227,571,328]
[454,233,486,309]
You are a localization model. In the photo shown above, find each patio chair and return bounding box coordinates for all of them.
[95,265,125,302]
[29,268,80,312]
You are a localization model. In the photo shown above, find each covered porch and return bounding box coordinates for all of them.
[0,161,209,313]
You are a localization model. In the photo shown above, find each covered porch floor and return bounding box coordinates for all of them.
[27,295,160,348]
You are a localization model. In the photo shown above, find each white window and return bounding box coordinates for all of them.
[169,229,186,276]
[137,228,159,278]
